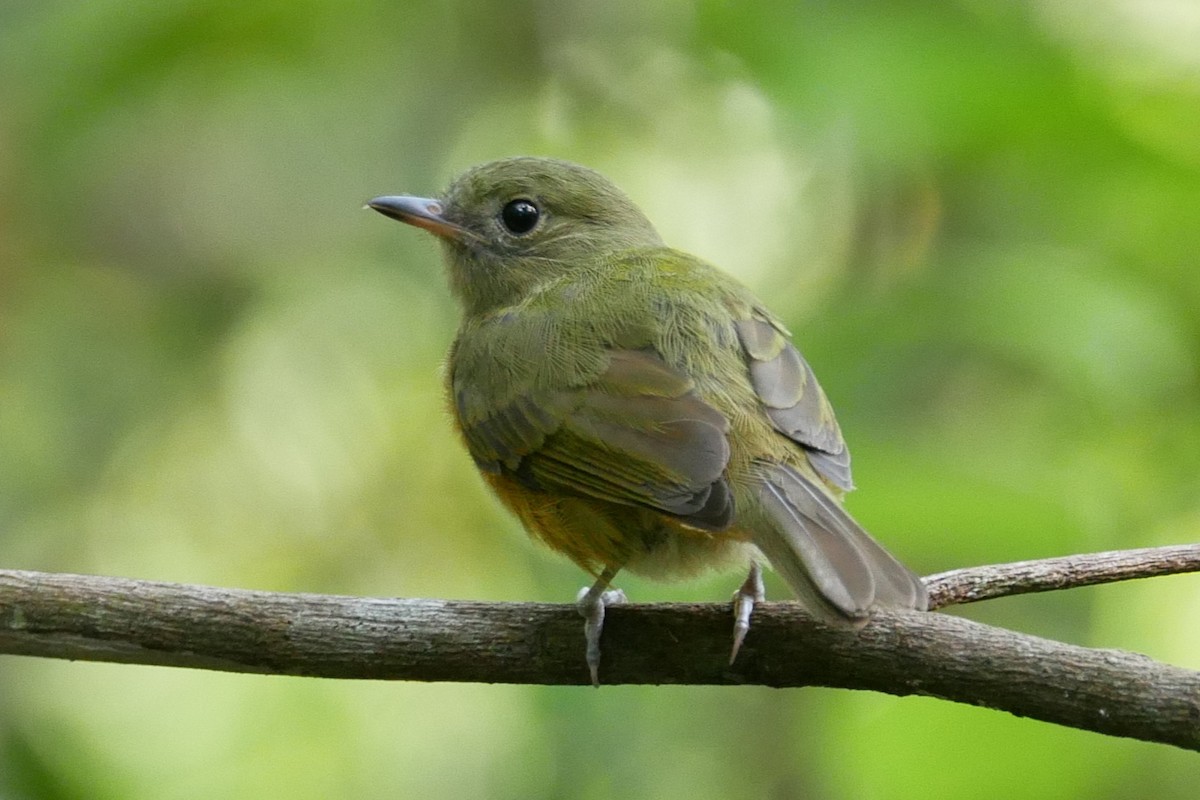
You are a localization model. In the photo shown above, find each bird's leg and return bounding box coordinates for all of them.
[730,561,765,664]
[575,565,626,686]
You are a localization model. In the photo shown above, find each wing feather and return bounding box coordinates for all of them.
[455,349,735,531]
[735,318,854,491]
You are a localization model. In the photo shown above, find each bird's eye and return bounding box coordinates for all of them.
[500,199,540,235]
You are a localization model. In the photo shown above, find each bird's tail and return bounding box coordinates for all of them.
[750,463,927,621]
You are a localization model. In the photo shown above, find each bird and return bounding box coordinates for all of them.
[368,157,927,684]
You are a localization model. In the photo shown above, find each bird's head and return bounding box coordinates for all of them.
[369,157,662,315]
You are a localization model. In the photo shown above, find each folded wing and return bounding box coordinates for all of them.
[455,349,734,531]
[735,317,853,491]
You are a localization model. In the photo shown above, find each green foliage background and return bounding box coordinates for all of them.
[2,1,1199,796]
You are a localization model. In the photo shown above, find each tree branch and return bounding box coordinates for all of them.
[2,545,1199,750]
[925,544,1200,609]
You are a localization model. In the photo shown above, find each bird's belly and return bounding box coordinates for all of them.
[621,527,760,582]
[484,472,756,580]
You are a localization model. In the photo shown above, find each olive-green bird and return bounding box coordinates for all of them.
[368,157,927,683]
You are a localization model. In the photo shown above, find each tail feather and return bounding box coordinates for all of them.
[752,464,928,620]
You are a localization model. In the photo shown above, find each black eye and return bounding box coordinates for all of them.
[500,199,540,234]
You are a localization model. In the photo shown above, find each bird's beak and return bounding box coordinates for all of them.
[366,195,466,241]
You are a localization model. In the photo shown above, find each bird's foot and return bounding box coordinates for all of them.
[730,562,765,664]
[576,579,627,687]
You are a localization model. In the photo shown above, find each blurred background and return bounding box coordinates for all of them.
[2,0,1199,796]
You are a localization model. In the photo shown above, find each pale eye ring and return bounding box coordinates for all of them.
[500,199,540,235]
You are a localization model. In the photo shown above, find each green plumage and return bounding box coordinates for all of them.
[370,156,926,631]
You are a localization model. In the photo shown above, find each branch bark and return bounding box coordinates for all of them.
[2,545,1199,751]
[925,544,1200,609]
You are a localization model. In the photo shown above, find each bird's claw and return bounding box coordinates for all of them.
[730,563,765,664]
[576,584,626,686]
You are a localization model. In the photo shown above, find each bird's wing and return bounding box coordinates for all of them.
[734,315,927,613]
[734,317,854,491]
[454,348,734,531]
